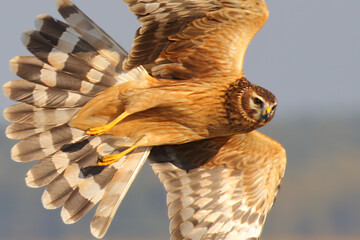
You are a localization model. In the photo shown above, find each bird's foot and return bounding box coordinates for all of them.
[97,145,138,166]
[86,111,129,136]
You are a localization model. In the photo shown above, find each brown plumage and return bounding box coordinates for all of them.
[3,0,286,239]
[70,74,276,146]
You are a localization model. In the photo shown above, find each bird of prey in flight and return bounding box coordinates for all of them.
[4,0,286,239]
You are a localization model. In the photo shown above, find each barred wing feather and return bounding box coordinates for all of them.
[124,0,269,79]
[150,131,286,240]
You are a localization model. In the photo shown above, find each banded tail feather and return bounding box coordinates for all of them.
[4,0,151,238]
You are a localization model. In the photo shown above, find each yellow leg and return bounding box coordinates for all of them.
[86,111,129,136]
[97,145,138,166]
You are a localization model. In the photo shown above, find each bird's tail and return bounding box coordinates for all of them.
[3,0,150,238]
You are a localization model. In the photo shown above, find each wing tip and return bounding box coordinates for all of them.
[56,0,73,10]
[4,125,15,140]
[10,144,22,162]
[41,189,59,210]
[90,221,106,239]
[2,105,12,123]
[2,81,12,99]
[25,170,40,189]
[35,14,53,31]
[9,55,20,63]
[21,30,33,47]
[60,207,76,224]
[9,56,20,75]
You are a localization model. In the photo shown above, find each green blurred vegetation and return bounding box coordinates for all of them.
[0,114,359,239]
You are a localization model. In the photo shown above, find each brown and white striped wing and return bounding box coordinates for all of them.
[151,131,286,240]
[4,1,152,238]
[124,0,269,79]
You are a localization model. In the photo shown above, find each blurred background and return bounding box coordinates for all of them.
[0,0,359,239]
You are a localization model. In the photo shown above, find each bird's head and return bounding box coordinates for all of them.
[239,85,277,125]
[225,78,277,131]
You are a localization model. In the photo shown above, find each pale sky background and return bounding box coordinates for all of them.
[0,1,359,239]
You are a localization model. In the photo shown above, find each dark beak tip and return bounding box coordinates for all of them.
[263,114,270,123]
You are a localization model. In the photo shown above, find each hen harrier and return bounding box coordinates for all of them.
[4,0,286,239]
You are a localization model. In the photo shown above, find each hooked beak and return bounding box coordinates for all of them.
[263,106,271,122]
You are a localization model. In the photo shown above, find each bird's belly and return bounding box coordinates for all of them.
[109,118,210,147]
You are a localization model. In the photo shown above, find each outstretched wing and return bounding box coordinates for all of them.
[124,0,269,79]
[150,131,286,240]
